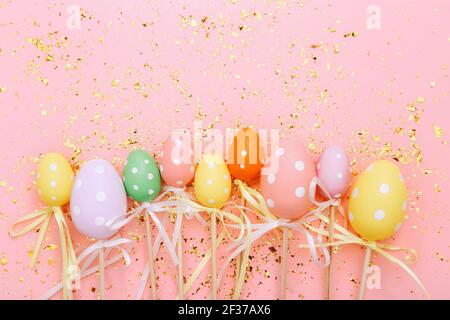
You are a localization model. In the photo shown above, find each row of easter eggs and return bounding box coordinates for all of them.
[35,128,407,242]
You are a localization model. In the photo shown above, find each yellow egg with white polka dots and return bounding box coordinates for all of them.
[348,160,407,241]
[194,154,232,208]
[36,153,74,207]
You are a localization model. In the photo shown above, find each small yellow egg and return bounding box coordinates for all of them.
[36,153,74,207]
[194,154,231,208]
[348,160,407,241]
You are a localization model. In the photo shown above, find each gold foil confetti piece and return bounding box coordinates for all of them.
[344,31,358,38]
[433,125,444,138]
[45,244,58,250]
[0,87,6,93]
[434,184,441,192]
[45,55,54,62]
[0,257,7,266]
[112,79,120,88]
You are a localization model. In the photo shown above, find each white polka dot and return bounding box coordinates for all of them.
[49,163,57,172]
[133,185,139,190]
[207,179,213,185]
[348,212,353,222]
[402,201,407,211]
[379,183,390,194]
[51,196,57,201]
[352,188,359,198]
[295,187,305,198]
[144,159,149,164]
[94,216,105,226]
[131,167,138,174]
[72,206,80,216]
[173,158,181,165]
[95,166,105,174]
[267,174,276,184]
[159,165,164,172]
[240,164,245,169]
[395,223,402,232]
[374,209,385,220]
[159,152,164,158]
[275,148,285,157]
[337,172,343,179]
[208,199,215,204]
[50,180,57,188]
[334,193,341,198]
[207,162,215,169]
[223,174,229,180]
[74,178,82,190]
[336,153,342,159]
[400,174,405,182]
[176,180,183,186]
[224,187,229,194]
[266,199,275,208]
[241,150,247,157]
[366,164,374,172]
[190,166,195,172]
[175,139,182,146]
[148,189,154,195]
[147,173,154,180]
[96,192,106,202]
[295,161,305,171]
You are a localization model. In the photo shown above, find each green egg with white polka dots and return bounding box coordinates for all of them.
[123,149,162,202]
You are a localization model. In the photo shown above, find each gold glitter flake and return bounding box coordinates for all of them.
[433,125,444,138]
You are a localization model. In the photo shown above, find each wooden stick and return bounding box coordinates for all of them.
[145,212,157,300]
[327,206,335,300]
[177,225,184,300]
[280,227,289,300]
[358,246,372,300]
[99,247,105,300]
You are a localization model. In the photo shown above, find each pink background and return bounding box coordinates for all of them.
[0,0,449,299]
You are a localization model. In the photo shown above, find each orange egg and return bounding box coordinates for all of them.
[227,127,264,183]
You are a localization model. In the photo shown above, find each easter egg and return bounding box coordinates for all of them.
[36,153,74,207]
[348,160,407,241]
[317,146,351,199]
[71,159,127,240]
[123,149,162,202]
[159,131,195,187]
[260,139,315,220]
[227,127,264,183]
[194,154,231,208]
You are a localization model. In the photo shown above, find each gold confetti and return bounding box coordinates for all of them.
[433,125,444,138]
[112,79,120,88]
[0,257,7,266]
[0,87,6,93]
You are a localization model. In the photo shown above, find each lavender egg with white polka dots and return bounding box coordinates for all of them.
[70,159,127,240]
[260,139,315,220]
[317,146,351,199]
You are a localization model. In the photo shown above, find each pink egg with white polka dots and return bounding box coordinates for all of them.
[159,131,195,187]
[260,139,315,220]
[70,159,127,240]
[317,146,351,199]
